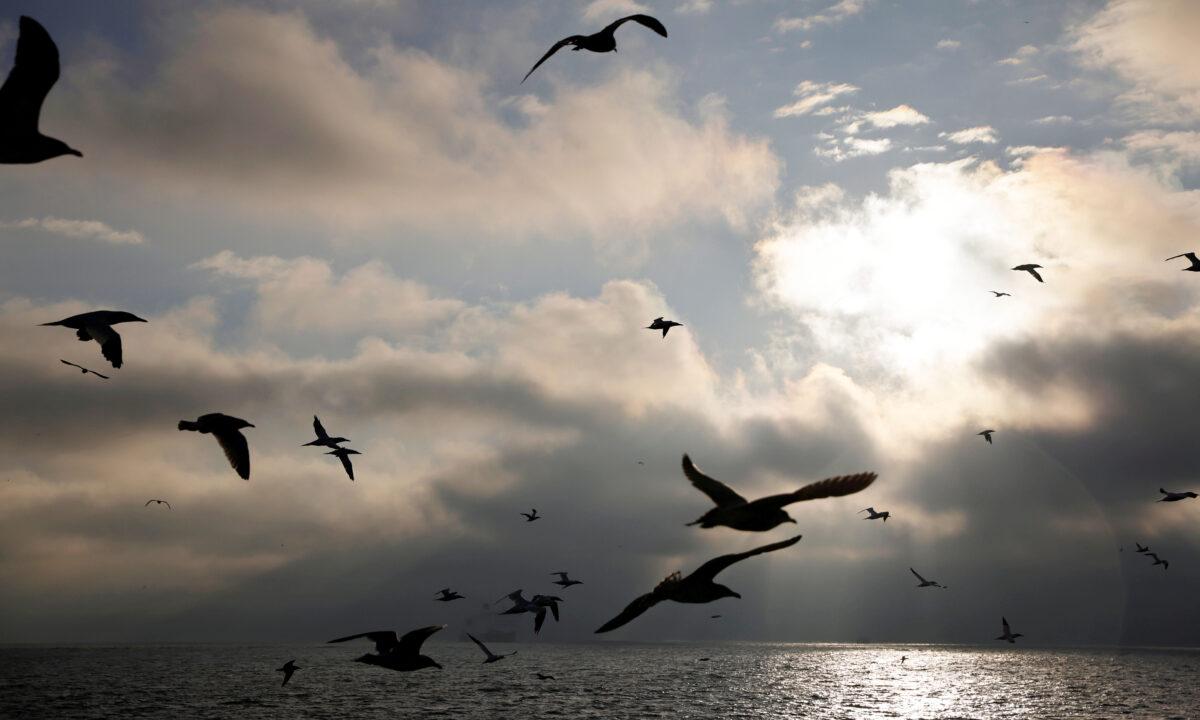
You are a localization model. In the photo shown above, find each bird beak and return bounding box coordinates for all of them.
[246,423,256,428]
[134,316,148,322]
[732,592,742,599]
[69,148,83,157]
[787,518,797,524]
[434,663,444,669]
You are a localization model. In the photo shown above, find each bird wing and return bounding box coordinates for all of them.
[397,625,444,656]
[548,599,560,622]
[910,568,927,583]
[603,14,669,38]
[336,451,355,480]
[521,36,583,83]
[327,630,399,654]
[144,499,154,506]
[86,325,123,369]
[1002,617,1010,634]
[594,590,664,634]
[162,500,171,509]
[692,534,803,583]
[213,429,251,480]
[1028,268,1043,282]
[757,472,877,509]
[661,326,669,337]
[312,416,328,440]
[60,359,82,370]
[682,454,746,508]
[466,633,492,658]
[534,607,547,633]
[0,17,60,135]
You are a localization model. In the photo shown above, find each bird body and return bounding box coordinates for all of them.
[0,17,82,164]
[521,509,540,522]
[522,14,668,83]
[144,499,172,510]
[1135,543,1150,554]
[42,311,146,369]
[276,659,300,686]
[551,571,583,587]
[468,633,516,664]
[989,291,1011,297]
[1147,552,1169,570]
[1159,488,1197,502]
[177,413,255,480]
[1166,252,1200,271]
[646,316,683,338]
[910,567,947,589]
[435,588,464,602]
[996,617,1022,643]
[1012,264,1044,282]
[59,359,109,379]
[860,507,890,522]
[978,429,994,444]
[326,447,361,481]
[327,626,444,672]
[303,416,348,448]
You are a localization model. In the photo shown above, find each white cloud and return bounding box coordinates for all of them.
[940,126,999,145]
[936,39,961,50]
[1,217,146,245]
[773,81,860,118]
[676,0,713,14]
[842,104,930,134]
[1033,115,1074,125]
[997,44,1039,66]
[582,0,650,22]
[774,0,869,33]
[814,136,892,162]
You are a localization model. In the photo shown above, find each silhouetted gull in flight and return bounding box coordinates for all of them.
[276,659,300,686]
[683,454,876,531]
[910,568,947,589]
[521,508,541,522]
[978,429,995,444]
[303,416,348,448]
[1135,542,1150,554]
[535,672,555,680]
[1158,488,1197,502]
[327,447,360,481]
[144,498,172,510]
[1147,552,1169,570]
[1012,264,1044,282]
[646,316,683,338]
[0,17,82,163]
[595,534,802,633]
[42,311,146,369]
[551,572,583,588]
[59,359,108,379]
[989,291,1011,297]
[435,588,464,602]
[468,633,516,664]
[710,614,722,619]
[178,413,255,480]
[1165,253,1200,272]
[859,507,890,522]
[499,590,562,633]
[522,14,668,83]
[327,625,444,672]
[996,617,1022,643]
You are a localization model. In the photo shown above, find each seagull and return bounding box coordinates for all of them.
[535,672,556,680]
[467,633,516,664]
[978,429,995,444]
[710,614,722,619]
[550,572,583,588]
[683,454,876,532]
[996,617,1022,643]
[499,590,563,633]
[177,413,255,480]
[276,659,300,686]
[595,534,802,633]
[1135,543,1150,554]
[326,447,361,481]
[59,359,108,379]
[859,507,890,522]
[1012,264,1044,282]
[144,499,172,510]
[435,588,464,602]
[327,625,444,672]
[989,291,1011,297]
[900,655,907,664]
[521,509,541,522]
[1165,252,1200,271]
[910,568,947,589]
[0,17,82,163]
[1147,552,1169,570]
[1158,488,1197,502]
[636,460,645,465]
[522,14,668,83]
[41,311,147,369]
[303,416,348,448]
[646,316,683,338]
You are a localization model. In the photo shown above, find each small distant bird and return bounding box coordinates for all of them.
[303,416,348,448]
[59,359,108,379]
[859,507,890,522]
[177,413,255,480]
[467,633,516,664]
[551,572,583,588]
[1158,488,1197,502]
[535,672,555,680]
[144,498,172,510]
[978,429,995,444]
[1165,252,1200,271]
[595,534,802,633]
[1012,264,1044,282]
[276,659,300,686]
[636,460,645,465]
[326,447,361,481]
[900,655,907,663]
[0,17,83,163]
[327,625,444,672]
[1147,552,1169,570]
[522,509,541,522]
[910,568,947,589]
[989,291,1011,297]
[41,311,147,369]
[710,614,722,619]
[1135,543,1150,554]
[996,617,1022,643]
[522,14,668,83]
[435,588,464,602]
[646,316,683,338]
[683,454,876,532]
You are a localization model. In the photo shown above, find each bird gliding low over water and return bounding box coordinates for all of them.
[327,625,444,672]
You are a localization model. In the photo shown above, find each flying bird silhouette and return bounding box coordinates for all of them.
[1165,252,1200,271]
[989,291,1011,297]
[499,590,562,633]
[467,633,516,664]
[303,416,348,448]
[535,672,555,680]
[996,617,1022,643]
[177,413,255,480]
[144,499,172,510]
[1158,488,1197,502]
[327,625,444,672]
[0,16,82,163]
[276,659,300,686]
[435,588,464,602]
[522,14,668,83]
[42,311,146,369]
[978,429,995,444]
[59,359,109,379]
[859,507,890,522]
[326,447,361,481]
[910,568,947,589]
[646,316,683,338]
[595,534,802,633]
[521,509,541,522]
[1135,543,1150,554]
[1147,552,1169,570]
[1012,264,1044,282]
[551,572,583,588]
[683,454,876,531]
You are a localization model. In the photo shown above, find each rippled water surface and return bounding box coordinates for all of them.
[2,643,1197,719]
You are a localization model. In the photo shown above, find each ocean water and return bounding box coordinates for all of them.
[1,642,1197,719]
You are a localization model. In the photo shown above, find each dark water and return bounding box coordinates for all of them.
[2,643,1197,719]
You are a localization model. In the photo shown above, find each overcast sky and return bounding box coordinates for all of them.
[1,0,1198,646]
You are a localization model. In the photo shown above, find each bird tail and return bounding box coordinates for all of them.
[178,420,200,432]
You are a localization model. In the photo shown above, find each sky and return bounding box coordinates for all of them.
[0,0,1198,646]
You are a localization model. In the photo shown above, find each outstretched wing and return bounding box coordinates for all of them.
[758,472,877,509]
[312,416,329,440]
[910,568,927,583]
[398,625,444,655]
[1001,617,1011,634]
[327,630,399,654]
[466,633,492,658]
[0,17,60,135]
[534,607,547,634]
[1027,268,1043,282]
[594,591,663,634]
[213,429,251,480]
[521,36,583,83]
[682,454,746,508]
[337,451,355,480]
[692,534,803,583]
[86,325,123,369]
[603,14,669,38]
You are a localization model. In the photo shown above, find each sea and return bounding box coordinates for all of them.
[2,642,1197,719]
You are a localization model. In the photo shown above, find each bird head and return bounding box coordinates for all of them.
[43,137,83,159]
[236,419,256,429]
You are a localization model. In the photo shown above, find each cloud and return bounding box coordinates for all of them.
[774,0,869,33]
[940,126,999,145]
[1033,115,1074,125]
[1007,74,1049,86]
[773,81,860,118]
[997,44,1039,66]
[676,0,713,14]
[814,136,892,162]
[1,217,146,245]
[582,0,650,22]
[841,104,930,135]
[936,39,961,50]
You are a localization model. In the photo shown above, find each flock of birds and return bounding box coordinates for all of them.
[3,10,1197,688]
